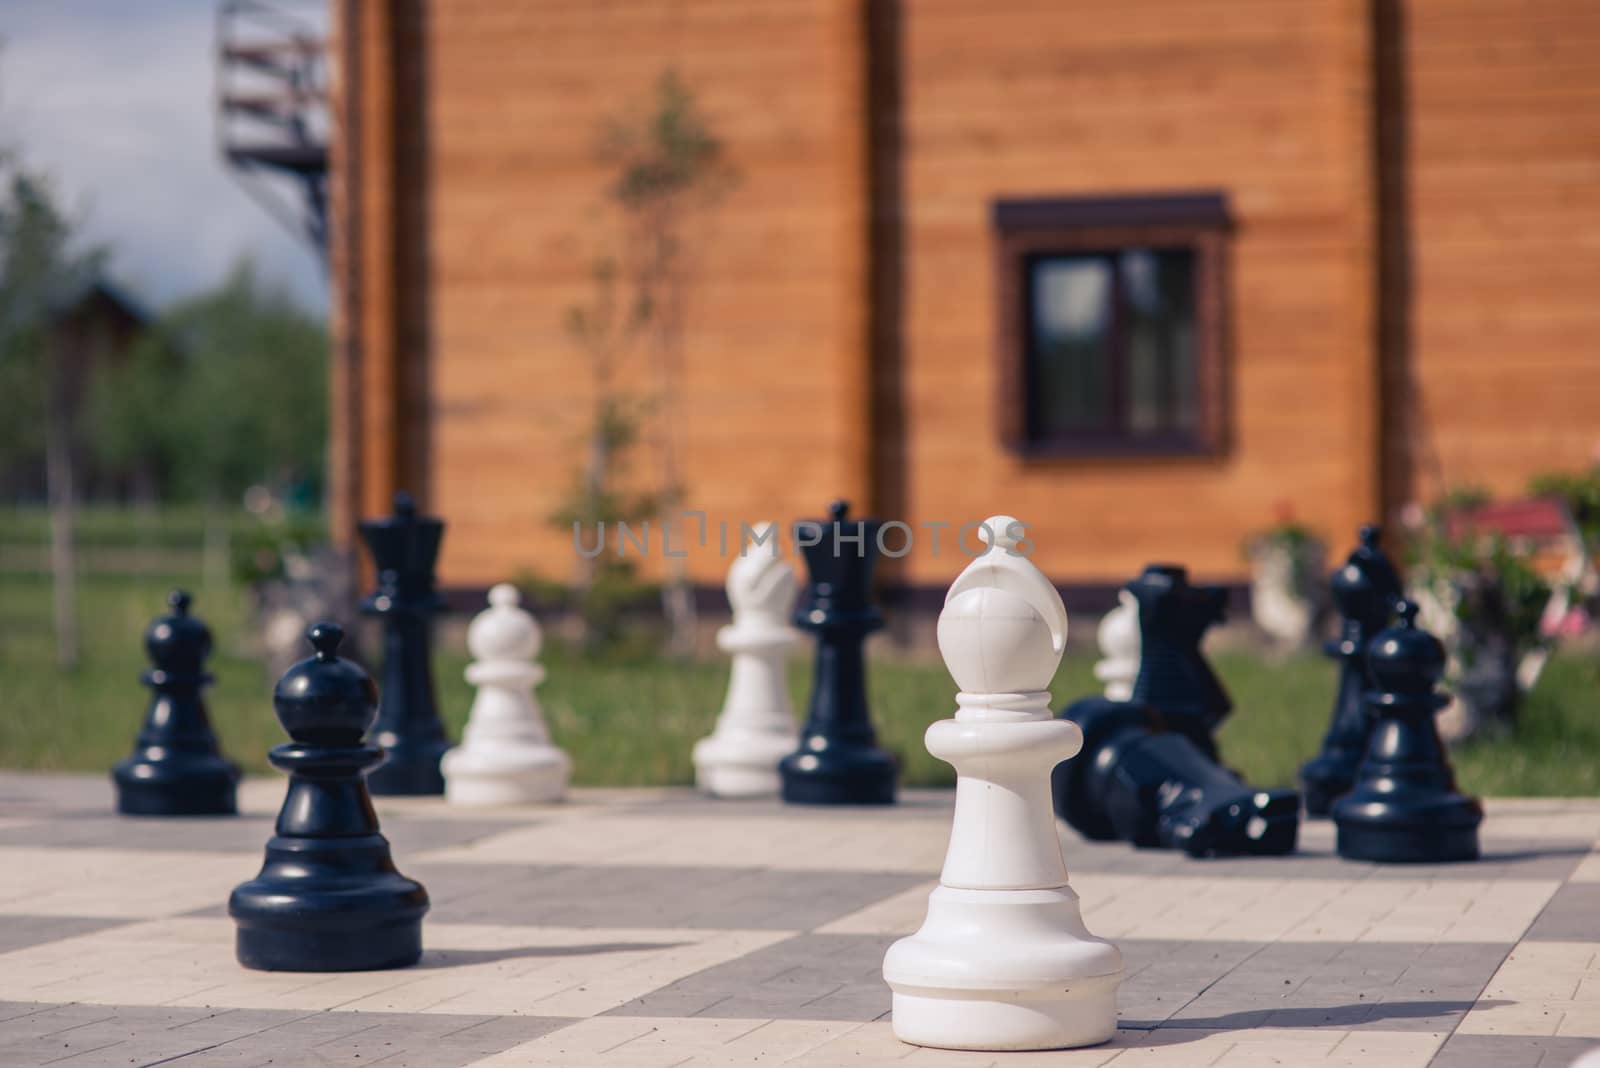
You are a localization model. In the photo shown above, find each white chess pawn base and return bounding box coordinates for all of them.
[441,747,570,806]
[692,730,793,798]
[884,885,1122,1051]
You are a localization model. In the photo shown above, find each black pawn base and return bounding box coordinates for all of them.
[1332,783,1482,864]
[1334,816,1480,864]
[364,738,449,797]
[112,758,237,817]
[779,743,896,806]
[231,833,426,971]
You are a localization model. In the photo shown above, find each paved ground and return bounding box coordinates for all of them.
[0,772,1595,1067]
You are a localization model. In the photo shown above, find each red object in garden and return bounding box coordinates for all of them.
[1442,498,1573,543]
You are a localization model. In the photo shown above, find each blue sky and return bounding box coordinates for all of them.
[0,0,327,312]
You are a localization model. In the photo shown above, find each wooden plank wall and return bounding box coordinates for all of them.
[1388,0,1600,513]
[890,0,1381,586]
[421,0,870,587]
[333,0,1600,593]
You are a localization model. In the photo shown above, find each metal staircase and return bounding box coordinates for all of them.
[216,0,329,259]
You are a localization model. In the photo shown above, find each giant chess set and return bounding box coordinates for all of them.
[2,496,1597,1067]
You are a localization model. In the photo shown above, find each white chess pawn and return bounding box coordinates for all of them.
[1095,589,1140,702]
[441,584,570,805]
[883,515,1123,1051]
[692,523,801,798]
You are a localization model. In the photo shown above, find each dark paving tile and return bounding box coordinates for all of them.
[411,862,929,931]
[0,916,134,954]
[1430,1032,1600,1067]
[0,813,271,852]
[1363,842,1593,882]
[0,1001,574,1068]
[605,932,896,1021]
[606,791,957,823]
[0,810,517,856]
[604,934,1512,1030]
[1524,881,1600,941]
[1152,940,1509,1032]
[1062,831,1592,881]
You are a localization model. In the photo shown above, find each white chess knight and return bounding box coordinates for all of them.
[1095,588,1140,702]
[882,515,1123,1051]
[692,523,800,797]
[441,584,571,805]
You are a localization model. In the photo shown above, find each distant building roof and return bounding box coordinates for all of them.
[46,274,150,329]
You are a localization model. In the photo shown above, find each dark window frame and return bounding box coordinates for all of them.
[994,193,1231,459]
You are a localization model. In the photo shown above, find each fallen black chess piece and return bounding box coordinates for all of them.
[1052,565,1299,857]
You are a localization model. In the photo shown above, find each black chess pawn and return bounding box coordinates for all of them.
[1127,564,1233,758]
[779,500,897,805]
[1333,600,1482,863]
[360,491,451,796]
[230,623,429,971]
[1300,526,1402,816]
[111,590,240,816]
[1054,696,1299,857]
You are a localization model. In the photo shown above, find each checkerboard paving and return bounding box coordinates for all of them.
[0,771,1595,1067]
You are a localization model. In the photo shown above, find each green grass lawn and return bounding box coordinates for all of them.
[3,567,1597,796]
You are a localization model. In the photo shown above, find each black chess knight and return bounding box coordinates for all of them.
[1052,565,1299,857]
[1300,526,1402,816]
[230,623,429,971]
[779,500,897,805]
[360,491,451,796]
[1333,600,1482,863]
[1126,565,1233,759]
[111,590,240,816]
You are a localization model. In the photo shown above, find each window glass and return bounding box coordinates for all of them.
[1023,247,1198,444]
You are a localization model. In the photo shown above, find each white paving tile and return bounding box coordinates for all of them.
[0,918,793,1017]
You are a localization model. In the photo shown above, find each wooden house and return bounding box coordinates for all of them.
[326,0,1600,604]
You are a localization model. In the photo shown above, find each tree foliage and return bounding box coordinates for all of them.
[87,259,327,505]
[548,73,737,652]
[0,166,104,464]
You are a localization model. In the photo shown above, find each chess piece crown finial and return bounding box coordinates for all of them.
[1331,525,1401,634]
[938,515,1068,701]
[360,489,444,603]
[1365,599,1448,711]
[146,587,211,678]
[468,583,541,663]
[273,623,379,745]
[792,498,883,624]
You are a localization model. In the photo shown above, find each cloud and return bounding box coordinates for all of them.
[0,0,327,313]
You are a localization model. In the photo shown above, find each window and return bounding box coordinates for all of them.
[995,194,1229,456]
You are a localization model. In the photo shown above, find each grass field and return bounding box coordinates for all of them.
[1,511,1597,795]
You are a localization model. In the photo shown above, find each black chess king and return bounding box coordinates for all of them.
[230,623,429,971]
[779,500,898,805]
[111,590,240,816]
[360,491,452,796]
